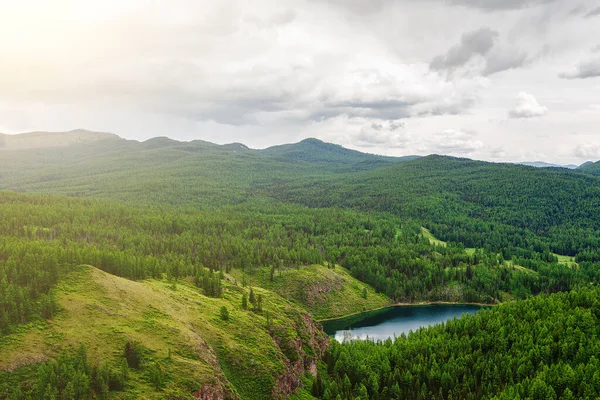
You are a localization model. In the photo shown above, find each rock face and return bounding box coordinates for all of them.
[271,313,329,399]
[194,383,231,400]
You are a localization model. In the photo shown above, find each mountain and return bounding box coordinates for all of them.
[578,161,594,168]
[579,160,600,175]
[267,154,600,255]
[517,161,579,169]
[0,129,121,150]
[0,131,415,206]
[262,137,417,165]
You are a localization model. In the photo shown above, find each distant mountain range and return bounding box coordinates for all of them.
[0,129,598,179]
[515,161,592,169]
[0,129,121,150]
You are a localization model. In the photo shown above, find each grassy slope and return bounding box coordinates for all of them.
[553,253,578,268]
[230,265,390,321]
[0,266,327,399]
[421,227,447,247]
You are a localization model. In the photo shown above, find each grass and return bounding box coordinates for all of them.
[230,264,390,321]
[465,248,477,256]
[0,265,327,399]
[421,227,447,247]
[552,253,578,268]
[505,261,537,274]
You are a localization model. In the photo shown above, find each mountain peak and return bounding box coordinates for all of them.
[298,137,326,145]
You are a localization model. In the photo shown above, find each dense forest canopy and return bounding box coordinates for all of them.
[268,155,600,256]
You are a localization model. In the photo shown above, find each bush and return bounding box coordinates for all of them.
[123,341,144,369]
[220,306,229,321]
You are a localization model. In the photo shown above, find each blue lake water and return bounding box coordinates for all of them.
[321,304,485,341]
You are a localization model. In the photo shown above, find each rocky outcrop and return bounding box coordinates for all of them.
[194,382,232,400]
[270,313,329,399]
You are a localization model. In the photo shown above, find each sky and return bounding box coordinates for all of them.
[0,0,599,164]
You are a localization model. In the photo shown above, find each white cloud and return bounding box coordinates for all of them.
[431,129,485,154]
[574,143,600,158]
[305,115,412,151]
[508,92,548,118]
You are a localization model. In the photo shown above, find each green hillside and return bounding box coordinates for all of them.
[580,160,600,176]
[230,265,390,321]
[261,138,416,166]
[267,155,600,255]
[0,265,327,399]
[0,133,410,207]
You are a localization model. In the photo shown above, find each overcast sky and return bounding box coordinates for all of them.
[1,0,599,163]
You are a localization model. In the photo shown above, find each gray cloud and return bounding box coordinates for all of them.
[483,49,529,75]
[585,6,600,17]
[430,28,498,72]
[509,92,548,118]
[430,28,530,76]
[355,120,410,148]
[448,0,557,10]
[319,0,557,12]
[560,57,600,79]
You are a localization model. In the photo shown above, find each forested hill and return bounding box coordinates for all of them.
[0,129,121,150]
[580,160,600,176]
[0,132,410,206]
[268,154,600,255]
[261,138,417,165]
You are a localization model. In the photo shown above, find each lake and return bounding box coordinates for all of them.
[322,304,486,341]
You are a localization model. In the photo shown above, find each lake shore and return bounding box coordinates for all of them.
[317,300,496,323]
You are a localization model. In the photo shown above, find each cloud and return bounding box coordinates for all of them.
[318,0,558,12]
[574,143,600,158]
[560,57,600,79]
[448,0,557,10]
[354,120,409,148]
[309,115,412,150]
[430,28,498,72]
[430,28,530,77]
[430,129,484,154]
[508,92,548,118]
[585,6,600,17]
[0,0,487,129]
[483,47,529,75]
[0,0,598,164]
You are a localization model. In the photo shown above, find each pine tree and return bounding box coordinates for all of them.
[220,306,229,321]
[256,294,263,312]
[242,293,248,310]
[249,287,256,307]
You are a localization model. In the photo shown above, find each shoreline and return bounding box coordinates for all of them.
[317,300,496,323]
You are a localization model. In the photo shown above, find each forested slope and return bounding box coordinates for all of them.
[268,155,600,256]
[319,288,600,400]
[580,160,600,176]
[0,133,405,206]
